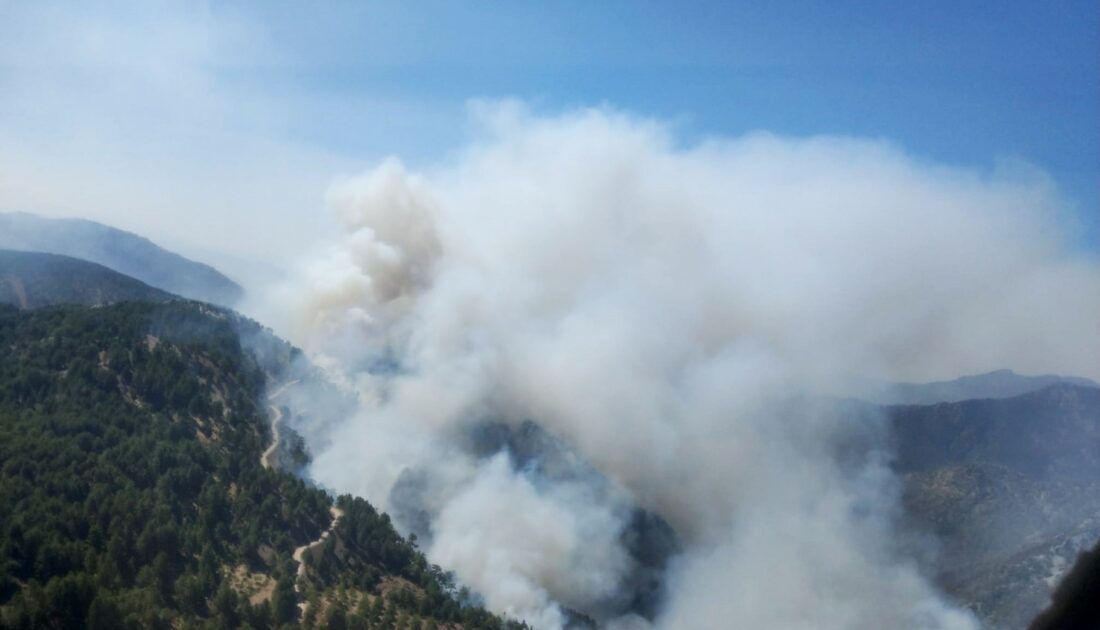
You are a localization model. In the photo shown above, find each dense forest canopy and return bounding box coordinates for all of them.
[0,301,524,629]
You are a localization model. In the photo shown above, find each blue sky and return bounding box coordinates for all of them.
[256,2,1098,213]
[1,0,1096,257]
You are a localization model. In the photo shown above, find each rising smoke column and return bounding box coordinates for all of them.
[272,103,1098,629]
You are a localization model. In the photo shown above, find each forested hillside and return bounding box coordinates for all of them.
[0,301,523,629]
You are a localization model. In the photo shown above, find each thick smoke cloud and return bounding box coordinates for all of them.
[270,103,1097,629]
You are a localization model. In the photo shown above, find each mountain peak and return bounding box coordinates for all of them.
[850,369,1098,406]
[0,212,243,306]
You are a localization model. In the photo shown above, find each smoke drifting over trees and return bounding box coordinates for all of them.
[261,104,1098,629]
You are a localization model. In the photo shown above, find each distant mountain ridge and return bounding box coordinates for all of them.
[0,212,242,306]
[851,369,1098,405]
[0,249,174,309]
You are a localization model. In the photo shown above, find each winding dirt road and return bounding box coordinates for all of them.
[293,505,345,612]
[260,404,283,469]
[258,379,346,613]
[260,380,299,470]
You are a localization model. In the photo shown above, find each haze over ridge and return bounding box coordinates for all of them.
[253,103,1098,629]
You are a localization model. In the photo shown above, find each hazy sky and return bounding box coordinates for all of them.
[1,1,1096,266]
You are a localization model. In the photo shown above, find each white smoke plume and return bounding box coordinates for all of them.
[268,103,1098,629]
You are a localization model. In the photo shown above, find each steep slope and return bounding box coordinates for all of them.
[891,383,1100,479]
[890,384,1100,629]
[0,301,524,629]
[0,212,242,306]
[0,250,174,309]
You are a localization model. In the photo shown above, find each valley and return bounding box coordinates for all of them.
[0,220,1095,629]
